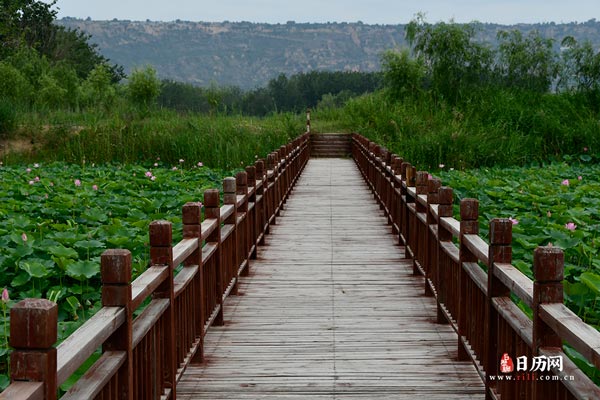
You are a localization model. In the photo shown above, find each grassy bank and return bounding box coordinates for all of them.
[2,108,304,169]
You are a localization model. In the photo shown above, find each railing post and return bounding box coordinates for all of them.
[255,160,267,244]
[485,219,512,400]
[425,177,441,297]
[149,220,176,398]
[101,249,133,400]
[459,198,479,361]
[9,299,58,400]
[267,154,277,226]
[436,186,453,324]
[246,165,258,259]
[532,246,563,399]
[182,202,204,362]
[224,177,239,296]
[306,108,311,133]
[204,189,223,326]
[413,171,429,275]
[236,171,250,277]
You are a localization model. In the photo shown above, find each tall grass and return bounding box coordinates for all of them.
[313,89,600,170]
[3,109,303,169]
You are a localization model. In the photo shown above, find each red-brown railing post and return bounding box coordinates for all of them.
[246,165,258,259]
[403,163,415,260]
[414,171,429,276]
[149,220,176,398]
[485,219,512,399]
[532,246,564,399]
[182,202,204,362]
[236,171,250,277]
[266,154,277,227]
[255,160,267,244]
[436,186,453,324]
[458,198,479,361]
[425,177,441,296]
[224,177,239,296]
[101,249,133,400]
[204,189,223,327]
[9,298,58,400]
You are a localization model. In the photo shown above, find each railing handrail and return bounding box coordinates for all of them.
[1,133,311,400]
[351,132,600,399]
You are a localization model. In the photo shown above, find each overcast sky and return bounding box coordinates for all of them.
[46,0,599,25]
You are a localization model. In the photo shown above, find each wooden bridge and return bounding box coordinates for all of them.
[2,133,600,400]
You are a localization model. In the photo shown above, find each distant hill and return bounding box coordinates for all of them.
[57,18,600,89]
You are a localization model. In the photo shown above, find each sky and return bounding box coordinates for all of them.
[46,0,600,25]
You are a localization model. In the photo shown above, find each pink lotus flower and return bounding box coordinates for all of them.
[92,185,98,191]
[154,162,159,167]
[151,176,156,181]
[197,162,203,167]
[29,180,35,185]
[547,211,552,218]
[34,163,39,168]
[508,217,519,225]
[561,179,569,186]
[172,167,178,171]
[565,222,577,231]
[439,164,445,168]
[179,159,184,163]
[578,176,583,181]
[145,171,153,177]
[21,233,27,242]
[74,179,81,186]
[584,147,589,152]
[428,174,433,180]
[26,168,32,173]
[1,288,8,303]
[34,176,40,182]
[49,182,54,187]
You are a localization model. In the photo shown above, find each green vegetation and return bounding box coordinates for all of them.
[0,161,234,390]
[315,17,600,170]
[440,160,600,382]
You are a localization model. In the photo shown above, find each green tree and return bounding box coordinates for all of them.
[80,63,117,108]
[405,16,493,104]
[0,61,33,105]
[496,30,558,92]
[381,49,425,100]
[559,36,600,92]
[127,66,161,110]
[0,0,58,58]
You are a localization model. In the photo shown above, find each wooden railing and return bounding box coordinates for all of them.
[352,133,600,400]
[0,133,310,400]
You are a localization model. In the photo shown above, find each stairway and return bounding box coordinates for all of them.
[310,133,351,157]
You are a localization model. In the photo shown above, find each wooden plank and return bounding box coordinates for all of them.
[463,234,490,266]
[173,238,198,267]
[0,382,44,400]
[494,262,534,307]
[177,158,484,399]
[132,298,170,348]
[56,307,125,385]
[61,351,126,400]
[131,266,169,309]
[540,303,600,370]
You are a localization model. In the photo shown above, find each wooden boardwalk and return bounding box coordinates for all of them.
[178,158,485,399]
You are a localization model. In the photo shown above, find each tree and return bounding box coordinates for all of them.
[559,36,600,92]
[0,0,58,58]
[405,16,493,103]
[127,66,161,109]
[496,30,558,93]
[381,49,425,100]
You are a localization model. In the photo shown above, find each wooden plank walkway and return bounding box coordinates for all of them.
[178,158,485,399]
